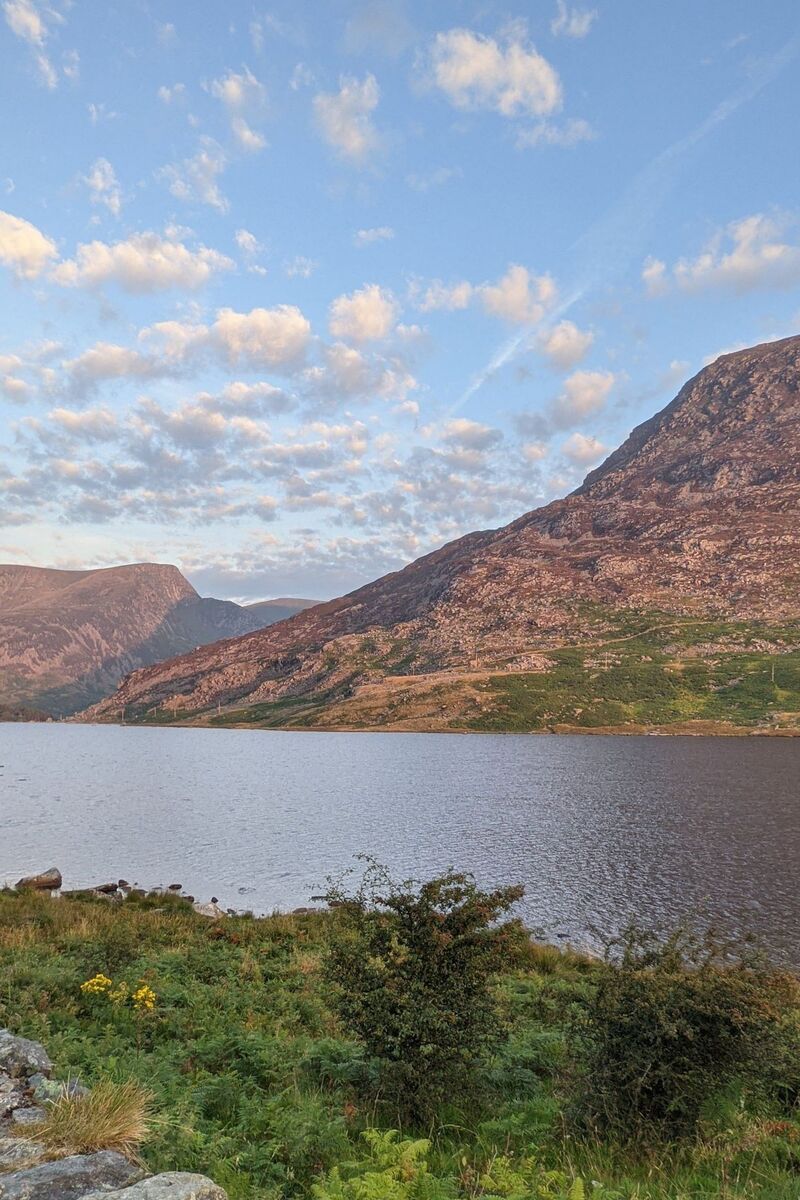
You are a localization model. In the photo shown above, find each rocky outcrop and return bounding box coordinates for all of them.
[14,870,62,893]
[0,564,315,718]
[87,335,800,726]
[83,1174,227,1200]
[0,1032,226,1200]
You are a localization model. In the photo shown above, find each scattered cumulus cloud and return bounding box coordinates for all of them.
[158,138,229,213]
[3,0,64,88]
[550,1,598,39]
[551,369,615,426]
[52,230,234,293]
[426,26,562,119]
[0,209,58,278]
[354,225,395,247]
[83,158,122,217]
[561,431,608,464]
[157,82,185,103]
[536,320,594,369]
[329,283,399,342]
[644,214,800,296]
[209,66,267,152]
[312,74,381,164]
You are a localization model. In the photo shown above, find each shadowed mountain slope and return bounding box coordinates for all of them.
[0,563,308,716]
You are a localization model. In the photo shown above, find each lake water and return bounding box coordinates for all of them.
[1,724,799,963]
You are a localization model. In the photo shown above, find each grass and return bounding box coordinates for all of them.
[20,1079,153,1159]
[1,889,800,1198]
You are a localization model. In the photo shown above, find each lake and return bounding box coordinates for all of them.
[1,724,799,962]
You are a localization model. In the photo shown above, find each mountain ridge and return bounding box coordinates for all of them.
[0,563,315,717]
[86,335,800,732]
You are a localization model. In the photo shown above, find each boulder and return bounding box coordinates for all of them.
[0,1151,142,1200]
[0,1032,52,1079]
[192,902,226,920]
[10,1107,47,1125]
[82,1172,228,1200]
[30,1076,87,1103]
[0,1137,45,1170]
[14,869,61,892]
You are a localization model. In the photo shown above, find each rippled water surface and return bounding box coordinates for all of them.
[1,724,799,961]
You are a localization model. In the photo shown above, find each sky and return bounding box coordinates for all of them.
[1,1,799,603]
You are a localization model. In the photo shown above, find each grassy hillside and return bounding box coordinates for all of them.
[2,889,800,1199]
[126,612,800,733]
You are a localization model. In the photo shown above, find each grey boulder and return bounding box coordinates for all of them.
[83,1173,228,1200]
[14,870,62,893]
[0,1139,45,1170]
[0,1151,142,1200]
[0,1033,52,1079]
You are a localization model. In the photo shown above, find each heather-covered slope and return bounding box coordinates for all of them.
[87,336,800,731]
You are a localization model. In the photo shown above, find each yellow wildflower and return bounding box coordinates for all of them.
[132,983,157,1012]
[109,982,130,1005]
[80,973,113,995]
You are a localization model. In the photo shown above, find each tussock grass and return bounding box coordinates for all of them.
[21,1080,153,1159]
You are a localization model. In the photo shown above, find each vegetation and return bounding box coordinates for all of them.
[322,860,524,1119]
[21,1079,153,1159]
[2,878,800,1199]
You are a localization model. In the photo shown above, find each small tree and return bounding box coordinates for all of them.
[323,859,523,1120]
[572,923,789,1142]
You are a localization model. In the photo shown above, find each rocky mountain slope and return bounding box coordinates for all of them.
[87,335,800,732]
[0,564,314,717]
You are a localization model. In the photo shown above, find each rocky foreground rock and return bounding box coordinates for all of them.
[0,1031,226,1200]
[87,335,800,726]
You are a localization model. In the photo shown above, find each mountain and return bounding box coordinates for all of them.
[245,597,319,623]
[0,563,309,717]
[87,336,800,734]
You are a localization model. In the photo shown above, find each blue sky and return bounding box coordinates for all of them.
[1,1,799,601]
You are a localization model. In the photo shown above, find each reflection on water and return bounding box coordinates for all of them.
[1,724,799,962]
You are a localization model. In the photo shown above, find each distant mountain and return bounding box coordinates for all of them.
[245,597,318,624]
[87,336,800,734]
[0,563,307,717]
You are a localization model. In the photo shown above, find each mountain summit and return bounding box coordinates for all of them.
[0,563,314,716]
[87,336,800,732]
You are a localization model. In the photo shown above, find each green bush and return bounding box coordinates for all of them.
[572,924,790,1142]
[323,860,523,1120]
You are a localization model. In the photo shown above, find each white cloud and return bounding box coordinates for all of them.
[522,441,548,462]
[642,256,668,296]
[158,82,185,103]
[479,263,556,324]
[561,431,608,464]
[159,138,229,212]
[212,306,311,369]
[517,117,594,148]
[354,226,395,247]
[329,283,399,343]
[0,209,58,278]
[64,343,161,391]
[235,229,265,271]
[52,231,233,293]
[2,375,29,402]
[405,165,462,192]
[674,213,800,293]
[550,1,598,39]
[427,27,562,119]
[439,417,501,450]
[313,74,381,164]
[552,369,614,426]
[284,256,317,279]
[416,278,473,312]
[84,158,122,216]
[3,0,61,88]
[210,67,267,152]
[537,319,593,369]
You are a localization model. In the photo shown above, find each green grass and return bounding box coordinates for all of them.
[469,617,800,732]
[2,890,800,1199]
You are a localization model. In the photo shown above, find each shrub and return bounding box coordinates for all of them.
[323,860,523,1120]
[572,924,790,1142]
[22,1079,153,1158]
